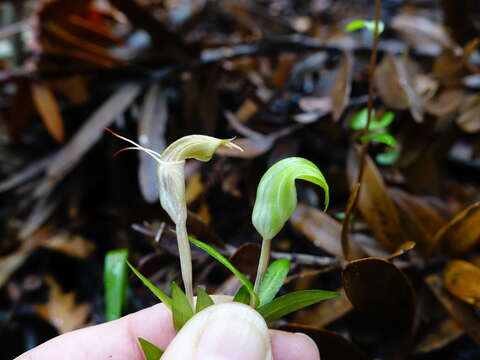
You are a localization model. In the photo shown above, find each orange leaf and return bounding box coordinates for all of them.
[31,82,65,142]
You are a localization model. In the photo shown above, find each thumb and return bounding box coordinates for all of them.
[162,302,272,360]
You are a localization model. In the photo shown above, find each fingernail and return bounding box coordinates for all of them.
[196,303,270,360]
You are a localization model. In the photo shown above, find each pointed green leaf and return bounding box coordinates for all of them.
[373,112,394,130]
[127,261,172,309]
[233,285,251,305]
[252,157,329,241]
[258,259,290,306]
[257,290,340,323]
[196,287,214,313]
[138,338,164,360]
[346,19,384,35]
[360,132,397,148]
[104,249,129,321]
[350,109,394,131]
[376,148,400,165]
[188,235,259,306]
[171,282,194,331]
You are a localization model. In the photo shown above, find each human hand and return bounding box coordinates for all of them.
[15,298,320,360]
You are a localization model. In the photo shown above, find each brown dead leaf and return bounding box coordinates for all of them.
[389,188,447,253]
[279,324,371,360]
[45,233,95,259]
[330,51,353,121]
[375,53,424,122]
[35,276,90,334]
[415,317,464,353]
[457,94,480,133]
[425,89,465,117]
[229,243,261,277]
[31,82,65,143]
[444,260,480,307]
[391,14,455,53]
[347,149,407,251]
[343,257,415,333]
[235,99,257,122]
[290,203,344,257]
[425,273,480,343]
[49,75,89,105]
[293,289,353,328]
[432,201,480,254]
[387,241,416,261]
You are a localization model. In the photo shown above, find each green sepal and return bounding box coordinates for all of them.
[138,338,164,360]
[171,282,194,331]
[196,287,214,313]
[233,285,251,305]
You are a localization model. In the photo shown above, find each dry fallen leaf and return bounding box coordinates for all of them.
[35,276,91,334]
[415,316,464,353]
[432,201,480,254]
[343,257,415,333]
[457,94,480,133]
[444,259,480,307]
[31,82,65,143]
[330,51,353,121]
[347,148,407,251]
[425,273,480,344]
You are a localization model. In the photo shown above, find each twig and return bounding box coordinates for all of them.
[340,0,382,261]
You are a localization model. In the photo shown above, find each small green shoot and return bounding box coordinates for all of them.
[257,290,340,323]
[257,259,290,306]
[233,285,251,305]
[187,234,259,306]
[346,19,384,35]
[360,133,397,148]
[196,287,214,313]
[127,261,172,309]
[138,338,164,360]
[350,109,394,131]
[376,148,400,165]
[104,249,129,321]
[171,282,194,331]
[350,108,399,165]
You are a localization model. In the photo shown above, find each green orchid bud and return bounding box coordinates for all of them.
[251,157,329,294]
[106,129,243,306]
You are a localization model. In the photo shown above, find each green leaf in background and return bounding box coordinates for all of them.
[257,290,340,323]
[350,108,394,131]
[104,249,129,321]
[188,235,259,306]
[258,259,290,306]
[360,132,397,148]
[138,338,164,360]
[376,148,400,165]
[374,112,394,130]
[233,285,251,305]
[196,287,214,313]
[346,19,385,35]
[252,157,329,241]
[127,261,172,309]
[171,282,194,331]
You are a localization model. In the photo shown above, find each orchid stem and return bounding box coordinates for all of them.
[253,237,272,302]
[176,223,194,308]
